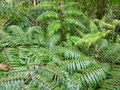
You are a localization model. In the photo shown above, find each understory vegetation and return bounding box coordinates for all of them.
[0,0,120,90]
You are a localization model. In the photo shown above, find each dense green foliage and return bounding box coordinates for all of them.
[0,0,120,90]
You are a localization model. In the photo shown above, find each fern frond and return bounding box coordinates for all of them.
[63,1,81,8]
[94,19,115,29]
[89,19,98,33]
[64,8,83,17]
[0,2,14,18]
[27,74,61,90]
[0,64,40,89]
[47,34,61,47]
[71,64,110,88]
[30,47,61,63]
[0,29,13,47]
[98,39,109,52]
[112,19,120,26]
[0,1,33,27]
[6,25,28,45]
[29,1,58,11]
[1,25,46,46]
[47,20,61,37]
[1,48,26,66]
[64,17,86,29]
[99,43,120,62]
[67,35,80,44]
[99,67,120,90]
[39,65,83,89]
[0,73,27,90]
[74,31,110,47]
[26,26,45,45]
[48,46,84,59]
[80,65,109,88]
[56,56,95,72]
[37,11,59,22]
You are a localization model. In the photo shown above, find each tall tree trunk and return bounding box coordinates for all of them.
[96,0,107,19]
[58,1,66,41]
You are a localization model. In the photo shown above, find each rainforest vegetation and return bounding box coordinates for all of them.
[0,0,120,90]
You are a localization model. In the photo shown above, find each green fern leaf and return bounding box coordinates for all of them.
[47,20,61,37]
[89,19,98,33]
[48,46,83,59]
[6,25,28,45]
[63,1,81,8]
[37,11,59,22]
[0,29,13,46]
[47,34,61,47]
[64,8,83,16]
[75,31,110,47]
[29,1,58,11]
[77,64,110,88]
[26,26,45,45]
[57,56,95,72]
[64,17,86,29]
[99,67,120,89]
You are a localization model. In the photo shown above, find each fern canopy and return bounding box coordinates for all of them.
[0,0,120,90]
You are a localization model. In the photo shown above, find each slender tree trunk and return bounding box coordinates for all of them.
[58,1,66,41]
[96,0,107,19]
